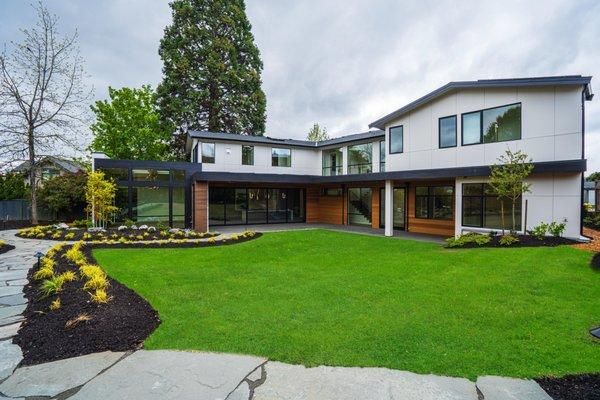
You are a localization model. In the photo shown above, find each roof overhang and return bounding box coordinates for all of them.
[369,75,594,130]
[194,159,586,184]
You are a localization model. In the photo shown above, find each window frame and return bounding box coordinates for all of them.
[414,185,454,221]
[201,142,216,164]
[271,147,292,167]
[438,115,457,149]
[379,140,386,172]
[460,102,522,146]
[241,145,254,166]
[347,143,373,174]
[389,125,404,154]
[461,183,522,230]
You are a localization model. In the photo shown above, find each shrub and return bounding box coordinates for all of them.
[33,266,54,280]
[83,273,109,291]
[90,288,110,304]
[40,276,64,297]
[59,270,77,282]
[71,219,92,228]
[499,234,519,246]
[82,232,92,240]
[548,220,567,237]
[0,239,5,248]
[64,232,75,240]
[64,242,86,265]
[49,298,61,311]
[207,237,216,244]
[445,232,490,248]
[529,222,548,240]
[79,264,104,279]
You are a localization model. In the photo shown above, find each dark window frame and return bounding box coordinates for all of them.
[460,102,522,146]
[438,115,457,148]
[414,185,454,221]
[242,145,254,166]
[461,183,522,230]
[389,125,404,154]
[379,140,386,172]
[347,143,373,174]
[201,142,216,164]
[271,147,292,167]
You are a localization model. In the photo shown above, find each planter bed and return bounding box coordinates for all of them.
[536,373,600,400]
[16,225,218,242]
[446,234,578,249]
[0,243,16,255]
[15,231,261,365]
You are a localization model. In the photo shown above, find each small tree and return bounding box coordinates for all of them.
[306,123,329,142]
[488,149,533,233]
[37,173,86,220]
[586,172,600,182]
[0,172,28,200]
[85,171,118,228]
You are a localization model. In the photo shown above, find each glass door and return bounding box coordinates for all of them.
[393,188,406,229]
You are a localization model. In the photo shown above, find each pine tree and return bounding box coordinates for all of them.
[306,123,329,142]
[157,0,267,159]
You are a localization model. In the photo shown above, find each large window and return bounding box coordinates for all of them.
[379,140,385,172]
[389,125,403,154]
[347,187,372,226]
[322,148,342,176]
[242,145,254,165]
[209,187,305,225]
[461,103,521,146]
[415,186,454,220]
[172,187,185,228]
[99,167,128,182]
[348,143,372,174]
[439,115,457,148]
[202,142,215,163]
[132,168,170,182]
[132,187,170,223]
[462,183,522,230]
[272,148,291,167]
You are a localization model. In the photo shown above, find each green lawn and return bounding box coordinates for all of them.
[93,229,600,379]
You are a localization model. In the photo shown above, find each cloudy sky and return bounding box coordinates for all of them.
[1,0,600,171]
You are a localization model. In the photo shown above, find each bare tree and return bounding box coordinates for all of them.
[0,2,91,223]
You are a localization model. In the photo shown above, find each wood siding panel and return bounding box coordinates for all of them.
[307,186,344,225]
[406,181,455,236]
[193,181,208,232]
[371,187,380,229]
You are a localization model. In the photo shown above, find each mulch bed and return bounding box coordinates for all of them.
[536,373,600,400]
[0,244,16,255]
[451,234,578,249]
[16,226,218,242]
[15,232,262,365]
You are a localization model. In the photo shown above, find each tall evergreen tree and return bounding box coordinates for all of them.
[157,0,267,159]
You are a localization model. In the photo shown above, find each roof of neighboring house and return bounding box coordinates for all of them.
[187,129,384,150]
[369,75,594,129]
[584,181,597,190]
[11,156,85,174]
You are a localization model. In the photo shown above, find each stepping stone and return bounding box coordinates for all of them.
[0,338,23,380]
[252,362,479,400]
[0,315,24,327]
[227,381,251,400]
[0,270,27,281]
[7,279,28,286]
[0,293,26,306]
[476,376,553,400]
[71,350,267,400]
[0,286,24,298]
[0,351,124,398]
[0,323,20,340]
[0,304,26,320]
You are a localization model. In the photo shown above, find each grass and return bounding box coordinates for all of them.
[93,229,600,379]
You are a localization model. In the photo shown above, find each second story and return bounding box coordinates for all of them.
[187,75,593,177]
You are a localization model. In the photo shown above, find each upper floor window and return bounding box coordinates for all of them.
[439,115,457,148]
[133,168,170,182]
[201,142,215,163]
[272,147,291,167]
[242,145,254,165]
[415,186,454,220]
[379,140,385,172]
[99,167,128,182]
[322,148,342,176]
[41,167,60,181]
[192,143,199,163]
[461,103,521,146]
[348,143,372,174]
[389,125,403,154]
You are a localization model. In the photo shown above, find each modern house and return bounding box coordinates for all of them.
[12,156,86,185]
[92,75,593,239]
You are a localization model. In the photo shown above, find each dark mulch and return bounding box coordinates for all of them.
[15,246,161,366]
[451,234,578,249]
[536,373,600,400]
[591,253,600,271]
[91,232,263,250]
[0,244,16,255]
[16,227,218,242]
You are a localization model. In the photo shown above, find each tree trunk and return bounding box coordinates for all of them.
[28,125,38,224]
[511,199,516,233]
[500,200,505,235]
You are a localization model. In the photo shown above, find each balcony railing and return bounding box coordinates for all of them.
[322,166,343,176]
[348,163,372,175]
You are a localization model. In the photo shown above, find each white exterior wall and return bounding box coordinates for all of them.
[192,139,321,175]
[383,86,583,171]
[455,173,582,239]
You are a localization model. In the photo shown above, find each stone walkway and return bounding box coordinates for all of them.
[0,229,555,400]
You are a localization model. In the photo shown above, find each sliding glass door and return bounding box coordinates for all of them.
[379,187,406,230]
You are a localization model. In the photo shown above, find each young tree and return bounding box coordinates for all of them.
[37,173,87,220]
[157,0,267,159]
[488,149,533,233]
[0,3,91,223]
[306,123,329,142]
[586,172,600,182]
[90,85,174,161]
[85,171,118,228]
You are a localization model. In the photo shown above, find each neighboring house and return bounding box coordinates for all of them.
[93,75,593,239]
[584,181,597,210]
[12,156,85,186]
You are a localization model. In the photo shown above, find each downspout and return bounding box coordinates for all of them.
[581,87,589,239]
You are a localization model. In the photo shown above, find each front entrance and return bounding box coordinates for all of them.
[379,187,406,230]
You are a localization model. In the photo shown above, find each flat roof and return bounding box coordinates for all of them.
[369,75,593,129]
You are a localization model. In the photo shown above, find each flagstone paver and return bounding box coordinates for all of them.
[0,351,124,398]
[476,376,553,400]
[0,339,23,380]
[0,323,21,340]
[0,305,26,321]
[0,293,26,307]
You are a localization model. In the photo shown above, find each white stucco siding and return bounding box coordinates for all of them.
[384,86,583,172]
[192,139,321,175]
[455,172,582,239]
